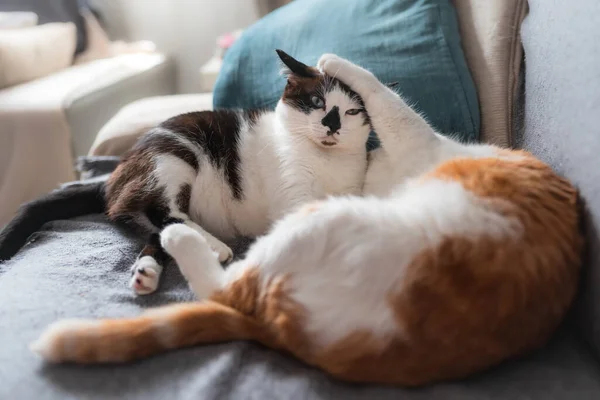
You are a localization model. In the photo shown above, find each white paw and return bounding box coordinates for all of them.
[317,53,376,93]
[317,53,345,73]
[160,223,202,255]
[206,237,234,264]
[160,223,233,265]
[129,256,162,295]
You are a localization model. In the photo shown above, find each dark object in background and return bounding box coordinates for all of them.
[75,155,121,180]
[0,0,88,54]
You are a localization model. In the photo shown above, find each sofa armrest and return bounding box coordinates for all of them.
[89,93,214,157]
[65,53,176,157]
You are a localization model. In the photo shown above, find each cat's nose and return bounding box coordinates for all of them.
[321,106,341,134]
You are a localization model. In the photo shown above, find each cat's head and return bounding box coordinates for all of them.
[275,50,371,150]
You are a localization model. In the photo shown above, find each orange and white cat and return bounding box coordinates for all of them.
[30,54,583,386]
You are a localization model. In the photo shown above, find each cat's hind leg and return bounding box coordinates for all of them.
[154,154,233,263]
[129,233,169,295]
[125,153,231,295]
[127,217,232,296]
[125,210,232,296]
[111,212,172,296]
[160,223,226,299]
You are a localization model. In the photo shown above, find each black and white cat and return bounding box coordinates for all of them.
[0,50,371,295]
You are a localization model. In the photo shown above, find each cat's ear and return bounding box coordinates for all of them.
[276,49,317,78]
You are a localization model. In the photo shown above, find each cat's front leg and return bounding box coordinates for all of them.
[318,54,383,101]
[183,220,233,263]
[160,224,226,299]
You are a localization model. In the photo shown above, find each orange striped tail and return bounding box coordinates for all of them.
[30,301,269,364]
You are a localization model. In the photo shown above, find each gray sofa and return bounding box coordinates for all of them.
[1,1,600,398]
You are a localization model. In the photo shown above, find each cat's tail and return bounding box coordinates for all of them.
[0,181,106,261]
[30,301,271,364]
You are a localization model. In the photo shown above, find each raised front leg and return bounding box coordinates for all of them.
[317,54,438,155]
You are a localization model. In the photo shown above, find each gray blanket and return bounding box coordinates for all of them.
[1,215,600,399]
[1,156,600,398]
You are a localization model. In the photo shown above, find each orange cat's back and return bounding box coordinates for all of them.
[315,151,584,385]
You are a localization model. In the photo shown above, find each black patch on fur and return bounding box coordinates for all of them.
[283,75,371,127]
[282,73,325,115]
[117,184,180,231]
[243,109,265,126]
[76,156,121,179]
[144,189,171,228]
[276,49,317,78]
[283,88,316,114]
[164,217,185,226]
[134,131,199,171]
[139,233,170,266]
[332,80,371,127]
[176,183,192,213]
[321,106,341,134]
[161,111,245,200]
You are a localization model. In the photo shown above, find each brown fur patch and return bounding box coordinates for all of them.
[105,149,159,221]
[176,183,192,214]
[162,111,246,199]
[209,268,311,357]
[306,154,583,386]
[282,74,325,114]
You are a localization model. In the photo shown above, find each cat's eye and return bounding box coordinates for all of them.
[345,109,362,116]
[311,95,325,109]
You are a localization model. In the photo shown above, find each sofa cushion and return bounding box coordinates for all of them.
[214,0,480,148]
[453,0,528,147]
[518,0,600,357]
[89,93,213,157]
[0,22,76,88]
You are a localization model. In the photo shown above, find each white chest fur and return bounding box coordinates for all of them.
[188,113,367,240]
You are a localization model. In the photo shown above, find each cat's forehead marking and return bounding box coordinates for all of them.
[282,74,364,114]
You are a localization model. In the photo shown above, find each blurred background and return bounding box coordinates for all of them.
[89,0,273,93]
[0,0,291,224]
[0,0,289,94]
[0,0,515,235]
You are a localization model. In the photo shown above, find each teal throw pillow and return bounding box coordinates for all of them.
[213,0,480,148]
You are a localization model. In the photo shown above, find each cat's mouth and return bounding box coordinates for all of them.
[321,140,337,147]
